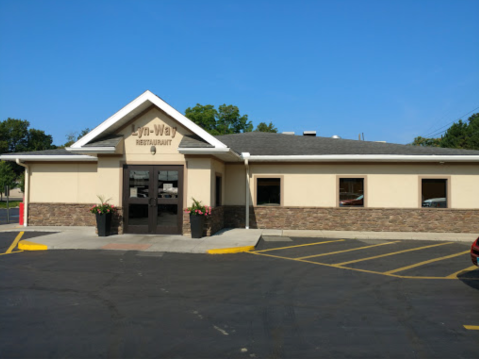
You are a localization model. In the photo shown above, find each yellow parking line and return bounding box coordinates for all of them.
[384,250,470,274]
[248,249,479,280]
[296,241,400,260]
[0,250,23,256]
[254,239,345,253]
[249,250,392,276]
[445,265,478,279]
[464,325,479,330]
[5,232,24,254]
[334,242,453,266]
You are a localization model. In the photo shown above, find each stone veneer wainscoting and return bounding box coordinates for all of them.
[28,203,123,234]
[182,206,224,237]
[223,206,479,234]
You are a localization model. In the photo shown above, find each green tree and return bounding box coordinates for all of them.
[0,118,30,154]
[411,136,441,147]
[0,118,57,177]
[412,113,479,150]
[0,118,56,154]
[62,128,91,148]
[185,104,253,135]
[0,161,17,201]
[18,172,25,193]
[254,121,278,133]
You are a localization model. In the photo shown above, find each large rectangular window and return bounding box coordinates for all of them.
[421,179,447,208]
[339,178,364,207]
[257,178,281,206]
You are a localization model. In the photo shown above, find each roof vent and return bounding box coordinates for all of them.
[282,132,295,135]
[331,135,341,139]
[303,131,316,137]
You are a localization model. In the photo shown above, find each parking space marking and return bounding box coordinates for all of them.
[0,250,23,256]
[464,325,479,330]
[249,246,479,280]
[254,239,345,253]
[445,265,478,279]
[334,242,453,266]
[5,232,24,254]
[296,241,400,260]
[384,250,470,275]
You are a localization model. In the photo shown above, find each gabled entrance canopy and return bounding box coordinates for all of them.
[68,90,228,153]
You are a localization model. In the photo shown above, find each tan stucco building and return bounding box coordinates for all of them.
[2,91,479,235]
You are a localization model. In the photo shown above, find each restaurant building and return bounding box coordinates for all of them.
[2,91,479,235]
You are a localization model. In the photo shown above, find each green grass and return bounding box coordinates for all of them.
[0,201,21,208]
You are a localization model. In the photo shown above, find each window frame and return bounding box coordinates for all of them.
[336,175,368,208]
[418,176,451,209]
[254,175,284,207]
[214,172,223,207]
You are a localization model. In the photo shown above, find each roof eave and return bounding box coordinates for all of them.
[178,147,243,162]
[66,147,117,154]
[247,155,479,162]
[70,90,228,149]
[0,155,98,162]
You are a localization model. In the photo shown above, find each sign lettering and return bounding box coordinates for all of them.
[131,124,177,146]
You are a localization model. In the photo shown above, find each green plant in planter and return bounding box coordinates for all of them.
[89,196,116,214]
[90,196,117,236]
[184,198,211,238]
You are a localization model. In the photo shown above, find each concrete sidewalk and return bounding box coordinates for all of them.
[0,225,263,254]
[0,224,475,254]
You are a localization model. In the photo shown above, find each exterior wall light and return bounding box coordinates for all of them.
[150,146,156,155]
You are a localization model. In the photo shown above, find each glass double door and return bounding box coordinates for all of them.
[123,165,183,234]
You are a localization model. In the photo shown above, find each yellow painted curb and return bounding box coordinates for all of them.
[18,240,48,251]
[207,246,255,254]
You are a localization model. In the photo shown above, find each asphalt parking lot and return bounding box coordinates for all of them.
[0,232,478,358]
[254,236,478,280]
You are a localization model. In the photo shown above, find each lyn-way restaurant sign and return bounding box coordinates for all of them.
[132,124,177,146]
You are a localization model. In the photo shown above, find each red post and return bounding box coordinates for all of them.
[19,202,24,225]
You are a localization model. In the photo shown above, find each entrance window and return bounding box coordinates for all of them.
[257,178,281,206]
[158,171,179,199]
[339,178,364,207]
[422,179,448,208]
[215,176,222,207]
[129,170,150,198]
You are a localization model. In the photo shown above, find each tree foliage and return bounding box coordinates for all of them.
[0,118,56,154]
[62,128,91,148]
[412,113,479,150]
[254,121,278,133]
[185,104,253,135]
[0,161,17,201]
[411,136,441,147]
[0,118,57,176]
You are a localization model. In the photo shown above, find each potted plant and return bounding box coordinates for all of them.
[184,198,211,238]
[90,196,116,237]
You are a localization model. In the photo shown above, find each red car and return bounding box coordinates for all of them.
[340,195,364,207]
[471,237,479,266]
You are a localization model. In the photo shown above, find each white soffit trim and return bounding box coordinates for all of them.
[0,155,97,162]
[71,90,227,149]
[248,155,479,162]
[178,147,241,157]
[66,147,116,154]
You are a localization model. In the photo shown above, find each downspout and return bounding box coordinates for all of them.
[16,159,29,227]
[242,153,251,230]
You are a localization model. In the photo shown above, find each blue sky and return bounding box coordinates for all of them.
[1,0,478,146]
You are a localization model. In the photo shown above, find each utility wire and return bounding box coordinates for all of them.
[422,105,479,138]
[421,90,479,136]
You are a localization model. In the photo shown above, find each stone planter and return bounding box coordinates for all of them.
[190,215,205,238]
[96,213,112,237]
